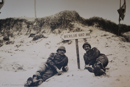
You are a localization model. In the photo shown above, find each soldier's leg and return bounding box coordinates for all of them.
[96,54,108,68]
[93,54,109,76]
[29,69,55,86]
[42,68,55,82]
[32,63,49,86]
[24,63,48,87]
[93,64,105,76]
[35,63,48,76]
[24,77,33,87]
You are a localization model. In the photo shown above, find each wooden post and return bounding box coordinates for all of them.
[118,0,121,35]
[61,31,90,69]
[75,39,80,69]
[34,0,37,18]
[118,19,121,35]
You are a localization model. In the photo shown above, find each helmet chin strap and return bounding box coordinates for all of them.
[85,48,90,52]
[58,52,65,56]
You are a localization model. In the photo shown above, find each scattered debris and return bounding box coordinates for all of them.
[29,33,36,37]
[3,36,9,41]
[6,41,15,45]
[33,34,47,41]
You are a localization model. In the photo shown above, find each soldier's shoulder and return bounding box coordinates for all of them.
[83,52,87,57]
[64,55,68,59]
[64,54,68,57]
[49,53,57,57]
[92,47,100,55]
[92,47,100,51]
[92,47,98,50]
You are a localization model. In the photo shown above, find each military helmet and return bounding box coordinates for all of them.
[57,46,66,52]
[82,42,91,49]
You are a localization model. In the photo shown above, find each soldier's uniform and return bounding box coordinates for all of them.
[24,46,68,87]
[83,42,109,76]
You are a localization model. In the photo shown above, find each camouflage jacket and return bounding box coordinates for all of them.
[46,53,68,70]
[83,47,100,65]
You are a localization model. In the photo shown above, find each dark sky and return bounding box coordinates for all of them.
[0,0,129,25]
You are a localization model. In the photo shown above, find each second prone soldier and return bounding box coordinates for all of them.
[82,42,109,76]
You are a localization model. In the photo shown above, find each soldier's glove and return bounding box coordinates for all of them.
[94,67,105,76]
[57,72,62,75]
[62,66,69,72]
[85,67,94,72]
[56,68,62,75]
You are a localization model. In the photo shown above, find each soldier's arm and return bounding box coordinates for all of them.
[46,53,62,75]
[62,57,69,72]
[83,54,94,71]
[91,47,100,58]
[46,53,57,70]
[83,54,89,66]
